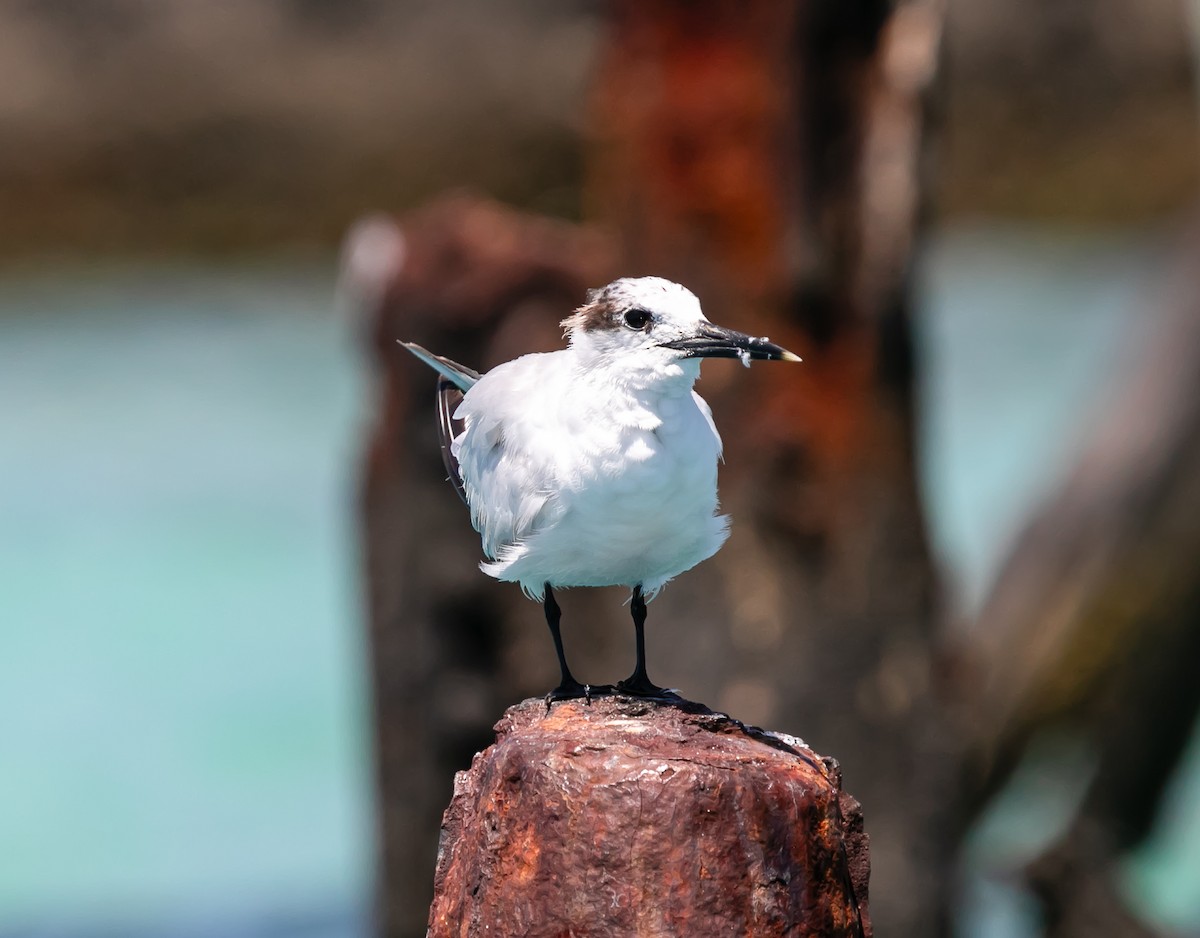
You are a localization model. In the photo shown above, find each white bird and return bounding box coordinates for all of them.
[402,276,800,700]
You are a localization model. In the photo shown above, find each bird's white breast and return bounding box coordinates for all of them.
[454,351,729,598]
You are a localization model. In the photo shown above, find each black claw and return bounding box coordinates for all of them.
[542,681,620,709]
[544,679,593,710]
[615,676,679,699]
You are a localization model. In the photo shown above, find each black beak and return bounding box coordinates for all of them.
[659,322,801,362]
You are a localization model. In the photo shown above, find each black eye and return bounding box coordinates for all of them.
[623,308,652,330]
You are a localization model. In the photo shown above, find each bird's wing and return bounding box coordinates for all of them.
[399,341,481,391]
[400,342,483,504]
[453,354,566,559]
[436,377,469,504]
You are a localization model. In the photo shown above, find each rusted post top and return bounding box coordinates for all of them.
[429,696,871,938]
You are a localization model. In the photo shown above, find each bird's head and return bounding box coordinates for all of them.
[562,277,800,380]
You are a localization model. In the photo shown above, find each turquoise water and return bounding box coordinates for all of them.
[915,224,1165,614]
[0,261,372,935]
[0,228,1196,936]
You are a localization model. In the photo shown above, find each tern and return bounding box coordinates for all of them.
[402,276,800,701]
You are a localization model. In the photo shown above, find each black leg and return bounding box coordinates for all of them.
[544,584,591,705]
[616,585,673,698]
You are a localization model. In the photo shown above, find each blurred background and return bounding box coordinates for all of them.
[2,1,1199,937]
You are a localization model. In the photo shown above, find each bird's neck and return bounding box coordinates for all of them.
[573,349,702,398]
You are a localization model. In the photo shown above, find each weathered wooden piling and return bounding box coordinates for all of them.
[427,697,870,938]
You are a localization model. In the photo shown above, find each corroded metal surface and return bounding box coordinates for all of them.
[428,697,870,938]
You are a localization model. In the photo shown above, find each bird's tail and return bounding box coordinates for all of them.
[399,341,481,391]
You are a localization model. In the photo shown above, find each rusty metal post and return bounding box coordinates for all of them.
[427,697,871,938]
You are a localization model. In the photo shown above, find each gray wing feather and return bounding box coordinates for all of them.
[404,344,564,559]
[436,377,469,504]
[401,340,482,502]
[399,341,480,390]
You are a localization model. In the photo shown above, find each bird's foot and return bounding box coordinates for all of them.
[615,675,680,700]
[544,680,610,709]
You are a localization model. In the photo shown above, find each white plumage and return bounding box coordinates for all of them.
[402,276,799,698]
